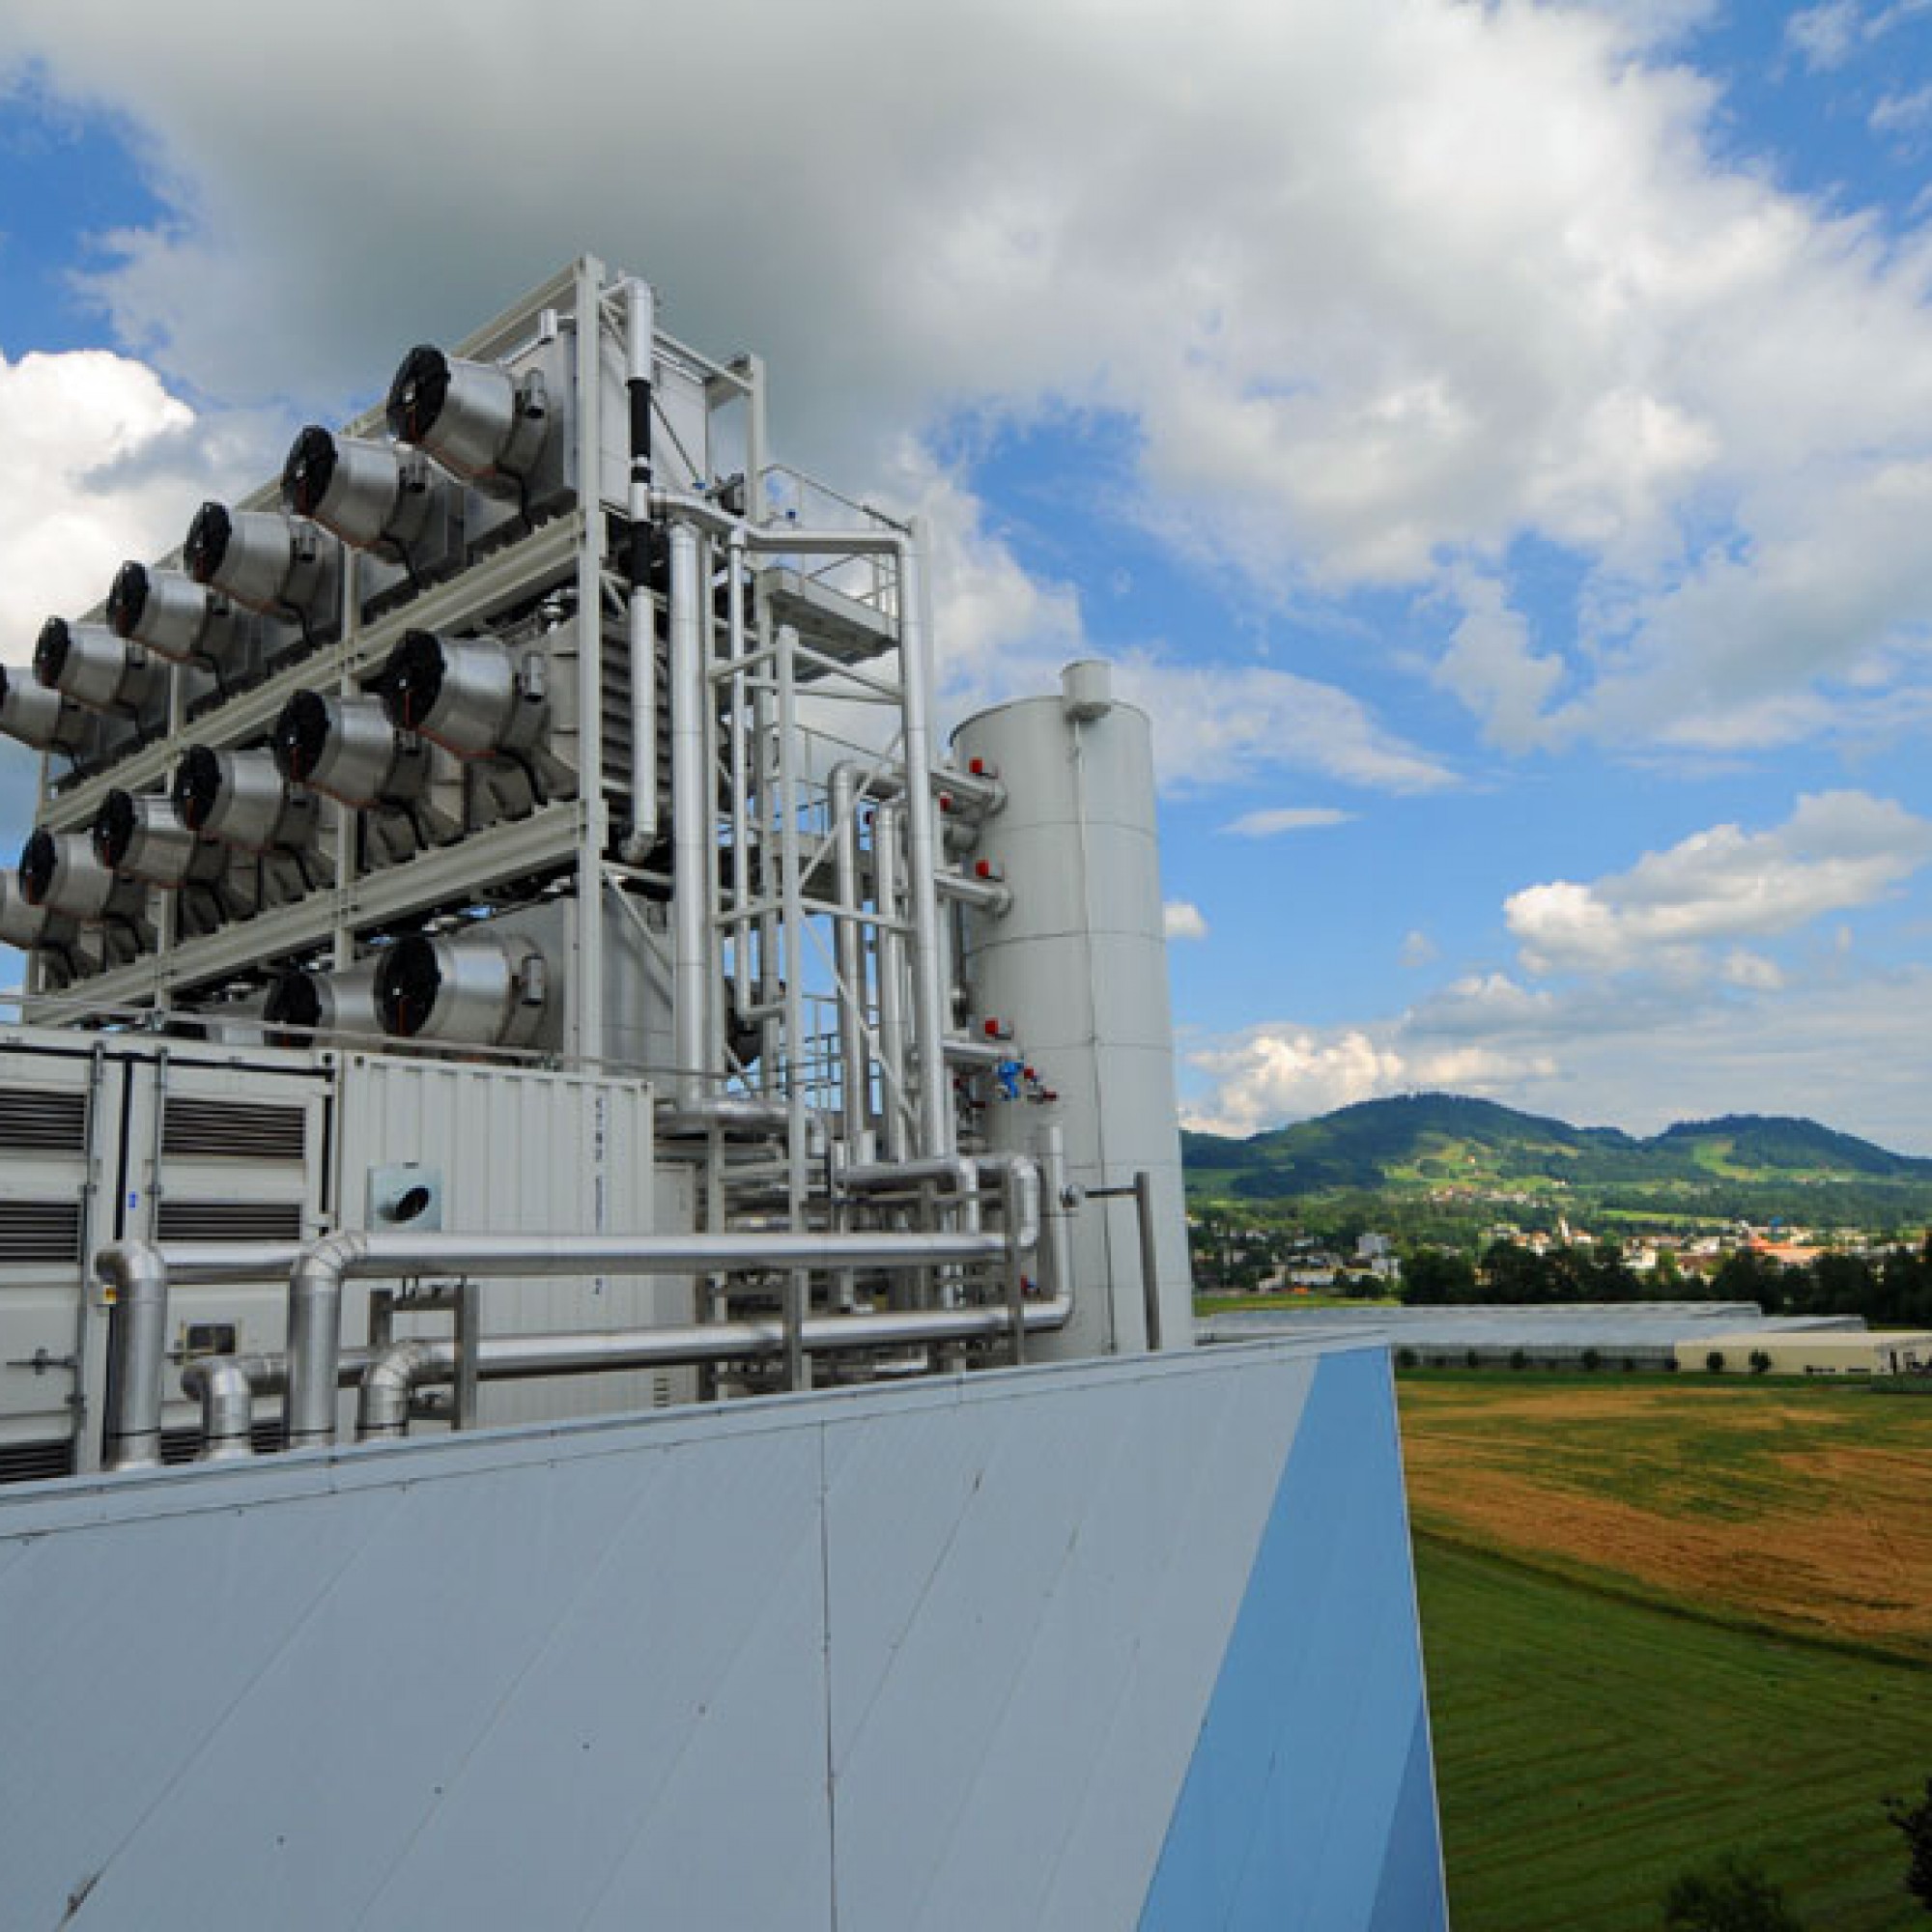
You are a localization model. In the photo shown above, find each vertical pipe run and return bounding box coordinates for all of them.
[668,520,708,1104]
[894,533,953,1161]
[775,623,810,1390]
[872,802,910,1164]
[1135,1169,1163,1351]
[619,277,660,865]
[829,764,871,1161]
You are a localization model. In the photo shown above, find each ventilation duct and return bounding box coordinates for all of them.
[385,345,549,485]
[375,931,549,1049]
[378,629,547,758]
[34,618,162,716]
[184,502,338,626]
[18,829,150,924]
[0,664,89,754]
[106,563,244,669]
[263,961,381,1047]
[93,790,228,891]
[281,426,446,559]
[270,691,429,810]
[172,746,319,854]
[0,874,77,953]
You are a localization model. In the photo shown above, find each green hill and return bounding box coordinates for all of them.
[1183,1094,1932,1226]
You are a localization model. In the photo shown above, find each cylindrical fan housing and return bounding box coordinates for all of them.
[386,345,543,482]
[107,562,242,668]
[271,691,427,809]
[19,829,149,923]
[380,629,543,757]
[263,961,381,1047]
[282,426,436,554]
[173,745,319,853]
[34,618,162,715]
[185,502,336,621]
[0,874,71,952]
[376,932,549,1049]
[93,790,226,890]
[0,664,89,753]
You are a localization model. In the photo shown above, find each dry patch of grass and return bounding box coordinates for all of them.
[1398,1377,1932,1661]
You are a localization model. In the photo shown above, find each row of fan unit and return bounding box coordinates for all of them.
[3,619,574,977]
[1,339,570,770]
[263,929,553,1054]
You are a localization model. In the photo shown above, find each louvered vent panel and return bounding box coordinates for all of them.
[0,1200,83,1264]
[0,1089,88,1154]
[0,1437,74,1486]
[162,1099,306,1162]
[155,1201,304,1244]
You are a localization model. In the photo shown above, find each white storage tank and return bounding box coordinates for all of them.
[952,661,1193,1358]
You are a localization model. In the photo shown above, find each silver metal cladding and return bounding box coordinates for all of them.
[270,691,427,809]
[281,426,438,554]
[173,745,320,854]
[0,873,69,950]
[263,960,382,1046]
[18,828,149,923]
[33,617,161,715]
[385,344,548,484]
[92,789,222,890]
[107,562,242,668]
[0,663,89,753]
[375,930,549,1049]
[379,629,544,758]
[184,501,338,621]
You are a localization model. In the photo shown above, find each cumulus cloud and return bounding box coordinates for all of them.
[1183,1020,1557,1137]
[1504,791,1932,975]
[1182,963,1932,1151]
[1221,806,1355,837]
[6,0,1932,758]
[0,347,196,650]
[1163,900,1208,942]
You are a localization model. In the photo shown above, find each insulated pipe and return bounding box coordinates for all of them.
[655,1096,791,1139]
[180,1354,277,1461]
[887,537,952,1159]
[872,802,911,1163]
[936,868,1012,916]
[618,277,659,865]
[286,1226,1027,1450]
[355,1288,1072,1440]
[667,519,709,1104]
[182,1347,376,1462]
[639,497,950,1152]
[96,1241,306,1470]
[829,763,871,1158]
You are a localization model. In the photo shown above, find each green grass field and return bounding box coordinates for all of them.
[1415,1538,1929,1930]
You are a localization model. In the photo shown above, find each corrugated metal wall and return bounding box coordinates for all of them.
[334,1052,691,1424]
[0,1336,1444,1930]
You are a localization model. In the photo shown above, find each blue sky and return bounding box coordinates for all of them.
[2,1,1931,1149]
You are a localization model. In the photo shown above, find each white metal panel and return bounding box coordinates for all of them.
[824,1350,1317,1931]
[0,1335,1403,1932]
[333,1053,688,1426]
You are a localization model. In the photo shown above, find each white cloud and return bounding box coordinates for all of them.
[1435,569,1567,752]
[1399,928,1439,968]
[1183,1019,1557,1137]
[0,348,197,652]
[1163,900,1208,942]
[1786,0,1932,70]
[1221,806,1355,838]
[1504,791,1932,975]
[1182,963,1932,1151]
[8,0,1932,760]
[1115,658,1455,795]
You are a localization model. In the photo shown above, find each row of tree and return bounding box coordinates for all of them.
[1401,1236,1932,1327]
